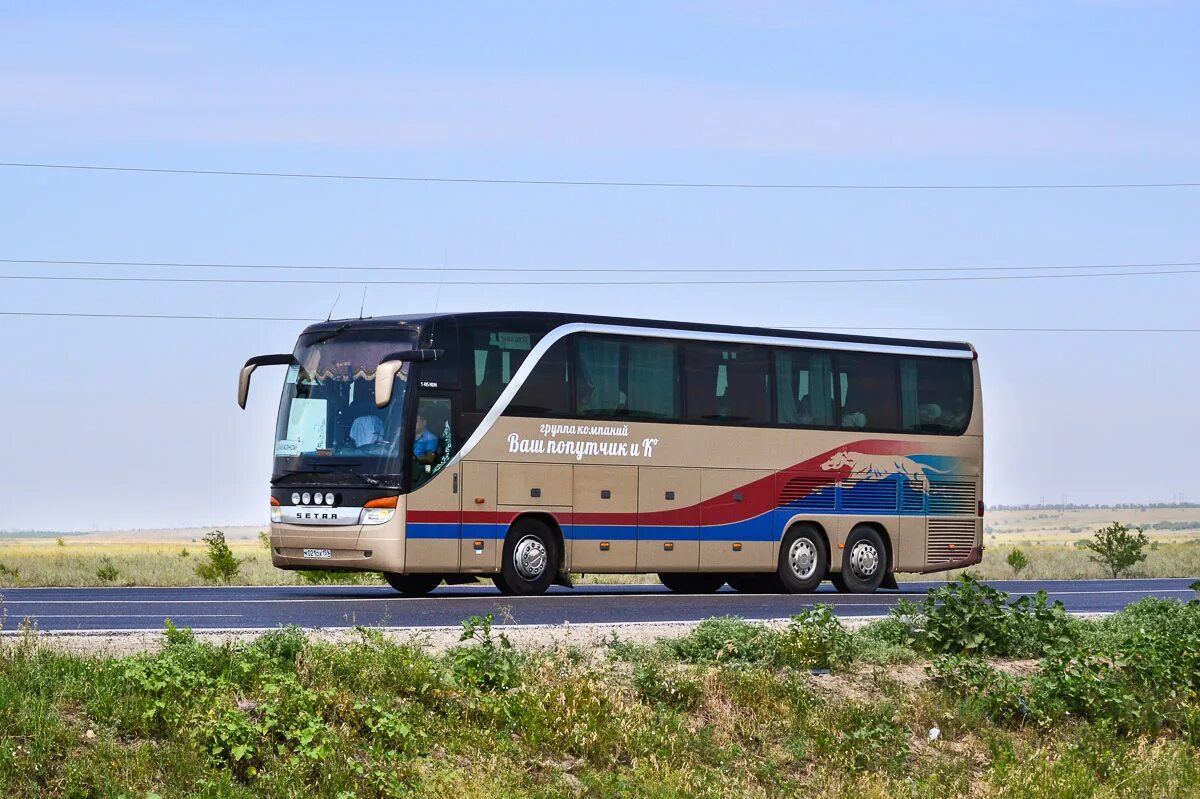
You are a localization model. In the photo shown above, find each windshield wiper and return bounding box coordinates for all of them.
[307,323,351,346]
[273,464,384,487]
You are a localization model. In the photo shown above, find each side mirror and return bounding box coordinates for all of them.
[375,349,441,408]
[238,353,296,409]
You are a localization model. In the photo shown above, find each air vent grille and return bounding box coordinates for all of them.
[778,475,836,511]
[839,479,899,513]
[927,518,977,564]
[928,481,977,515]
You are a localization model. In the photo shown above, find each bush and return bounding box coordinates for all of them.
[95,557,119,583]
[669,616,780,665]
[1006,548,1028,576]
[1086,521,1149,578]
[776,605,853,669]
[892,574,1076,657]
[447,614,522,692]
[632,659,702,710]
[195,530,243,584]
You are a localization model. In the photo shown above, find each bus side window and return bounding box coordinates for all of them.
[837,352,899,430]
[509,339,571,415]
[774,349,834,426]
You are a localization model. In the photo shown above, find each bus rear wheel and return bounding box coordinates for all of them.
[495,518,559,596]
[383,573,443,596]
[839,525,888,593]
[658,573,727,593]
[777,524,828,593]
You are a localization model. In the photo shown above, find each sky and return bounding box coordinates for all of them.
[0,1,1198,530]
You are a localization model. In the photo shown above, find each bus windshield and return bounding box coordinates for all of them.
[272,329,416,483]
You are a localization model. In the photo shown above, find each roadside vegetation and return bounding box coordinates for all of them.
[2,517,1199,587]
[1,578,1199,797]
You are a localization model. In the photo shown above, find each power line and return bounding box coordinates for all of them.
[1,267,1198,287]
[1,310,1197,333]
[5,257,1200,275]
[2,161,1197,190]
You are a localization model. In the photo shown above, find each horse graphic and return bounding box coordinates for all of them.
[820,451,950,493]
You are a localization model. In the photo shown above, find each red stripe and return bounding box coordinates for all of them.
[408,439,927,528]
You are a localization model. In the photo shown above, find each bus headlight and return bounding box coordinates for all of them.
[360,496,398,525]
[271,506,283,523]
[360,508,395,525]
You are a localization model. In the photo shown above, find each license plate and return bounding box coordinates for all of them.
[303,548,332,559]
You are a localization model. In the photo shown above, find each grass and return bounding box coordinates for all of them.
[0,541,382,588]
[1,593,1199,797]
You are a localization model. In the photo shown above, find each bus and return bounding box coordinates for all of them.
[238,312,982,596]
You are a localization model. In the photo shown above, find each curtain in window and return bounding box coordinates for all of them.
[627,342,678,418]
[900,359,920,430]
[576,337,623,414]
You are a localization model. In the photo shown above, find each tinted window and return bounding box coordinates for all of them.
[468,325,545,411]
[774,348,835,426]
[575,335,680,419]
[837,352,899,430]
[683,342,771,424]
[509,339,571,415]
[900,357,972,434]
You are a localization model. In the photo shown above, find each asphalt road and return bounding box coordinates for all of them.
[0,578,1194,633]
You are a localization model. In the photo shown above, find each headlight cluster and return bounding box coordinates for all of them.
[270,507,283,523]
[360,508,395,525]
[291,492,336,506]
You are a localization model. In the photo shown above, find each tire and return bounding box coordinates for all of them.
[777,523,829,594]
[658,572,727,593]
[829,573,849,593]
[496,518,559,596]
[727,573,785,593]
[383,572,443,596]
[839,525,889,594]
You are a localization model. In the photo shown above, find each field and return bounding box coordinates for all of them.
[1,582,1199,797]
[1,507,1198,587]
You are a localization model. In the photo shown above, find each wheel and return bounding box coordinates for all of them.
[658,572,727,593]
[727,573,785,593]
[829,573,849,592]
[839,525,889,593]
[496,518,559,596]
[383,572,443,596]
[777,523,829,593]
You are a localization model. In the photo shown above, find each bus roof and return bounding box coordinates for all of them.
[300,311,974,354]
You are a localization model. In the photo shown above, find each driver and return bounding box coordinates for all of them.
[413,410,439,464]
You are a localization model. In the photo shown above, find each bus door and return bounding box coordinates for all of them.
[404,394,461,572]
[460,461,499,572]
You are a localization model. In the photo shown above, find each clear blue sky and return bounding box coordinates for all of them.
[1,2,1198,530]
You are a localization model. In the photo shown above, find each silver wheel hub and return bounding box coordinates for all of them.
[848,541,880,579]
[513,534,548,580]
[788,538,818,581]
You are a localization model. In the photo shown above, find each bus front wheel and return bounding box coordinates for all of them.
[495,518,560,596]
[838,526,888,593]
[777,523,828,593]
[658,573,727,593]
[383,573,443,597]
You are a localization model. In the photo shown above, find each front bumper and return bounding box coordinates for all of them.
[270,498,407,573]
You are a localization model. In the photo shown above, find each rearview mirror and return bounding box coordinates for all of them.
[238,353,296,409]
[375,349,441,408]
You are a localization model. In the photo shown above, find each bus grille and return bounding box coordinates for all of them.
[778,476,836,511]
[927,519,977,564]
[838,479,898,513]
[927,481,976,515]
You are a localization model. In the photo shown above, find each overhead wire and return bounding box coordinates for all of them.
[2,161,1197,190]
[3,257,1199,275]
[1,311,1197,333]
[1,267,1198,287]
